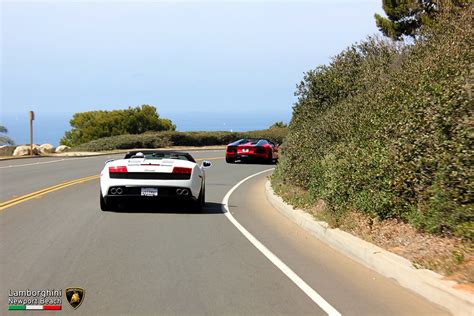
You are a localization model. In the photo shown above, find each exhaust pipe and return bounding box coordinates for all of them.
[182,189,189,196]
[110,188,117,195]
[116,187,123,195]
[176,189,183,195]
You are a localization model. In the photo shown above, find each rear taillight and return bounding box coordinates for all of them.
[255,146,266,154]
[227,146,237,153]
[172,167,192,174]
[109,166,128,173]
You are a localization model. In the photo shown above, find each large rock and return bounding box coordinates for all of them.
[13,146,29,156]
[55,145,71,153]
[13,145,40,156]
[39,143,55,154]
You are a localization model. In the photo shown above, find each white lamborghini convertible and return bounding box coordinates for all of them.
[99,151,211,211]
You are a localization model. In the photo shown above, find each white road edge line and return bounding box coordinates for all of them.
[222,169,341,316]
[0,157,105,169]
[0,158,68,169]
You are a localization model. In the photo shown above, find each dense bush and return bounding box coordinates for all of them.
[273,8,473,240]
[73,133,172,151]
[73,128,288,152]
[60,105,176,146]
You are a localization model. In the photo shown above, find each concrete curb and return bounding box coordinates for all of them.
[265,181,473,316]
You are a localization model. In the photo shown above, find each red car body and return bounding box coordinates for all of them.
[225,138,279,163]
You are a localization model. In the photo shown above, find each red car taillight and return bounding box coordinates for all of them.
[255,146,266,154]
[109,166,128,173]
[172,167,192,174]
[227,146,237,153]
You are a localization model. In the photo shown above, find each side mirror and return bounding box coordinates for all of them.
[202,161,212,168]
[105,159,114,165]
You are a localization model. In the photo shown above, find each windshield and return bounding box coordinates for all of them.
[124,151,195,162]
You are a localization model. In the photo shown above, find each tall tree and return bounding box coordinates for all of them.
[375,1,437,40]
[374,0,466,40]
[60,105,176,146]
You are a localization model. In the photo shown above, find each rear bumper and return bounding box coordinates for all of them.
[100,177,201,199]
[226,152,268,160]
[105,185,197,200]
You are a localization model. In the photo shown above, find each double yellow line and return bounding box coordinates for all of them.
[0,175,99,211]
[0,156,224,211]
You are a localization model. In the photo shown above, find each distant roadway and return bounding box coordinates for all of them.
[0,150,448,315]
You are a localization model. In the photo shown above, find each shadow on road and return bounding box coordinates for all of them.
[228,159,278,166]
[103,200,224,214]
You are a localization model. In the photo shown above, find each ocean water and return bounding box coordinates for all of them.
[0,111,291,146]
[1,113,72,146]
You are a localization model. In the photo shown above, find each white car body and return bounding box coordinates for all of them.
[99,151,211,211]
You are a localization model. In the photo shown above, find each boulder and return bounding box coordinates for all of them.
[39,143,55,154]
[13,146,29,156]
[55,145,71,153]
[33,144,41,153]
[13,145,42,156]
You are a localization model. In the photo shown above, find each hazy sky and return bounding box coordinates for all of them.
[1,0,383,144]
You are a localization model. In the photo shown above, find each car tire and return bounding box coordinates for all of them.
[99,192,110,212]
[267,151,274,164]
[194,186,205,212]
[100,191,112,211]
[226,157,235,163]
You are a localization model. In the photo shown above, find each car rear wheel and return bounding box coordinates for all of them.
[100,191,113,211]
[194,186,205,212]
[266,151,273,164]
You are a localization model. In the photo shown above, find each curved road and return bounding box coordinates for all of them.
[0,150,448,315]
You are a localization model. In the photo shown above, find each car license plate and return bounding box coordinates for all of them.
[141,188,158,196]
[242,149,249,152]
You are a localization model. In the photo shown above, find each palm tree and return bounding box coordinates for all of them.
[0,125,15,145]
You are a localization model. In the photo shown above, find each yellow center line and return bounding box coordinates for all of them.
[0,156,224,211]
[0,175,100,211]
[0,175,99,207]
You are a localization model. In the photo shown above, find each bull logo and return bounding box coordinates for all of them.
[65,288,85,309]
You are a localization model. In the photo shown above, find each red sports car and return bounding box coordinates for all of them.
[225,138,279,163]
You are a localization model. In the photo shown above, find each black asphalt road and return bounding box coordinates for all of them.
[0,150,448,315]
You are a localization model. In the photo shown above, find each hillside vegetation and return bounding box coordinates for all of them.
[73,128,287,152]
[273,8,472,241]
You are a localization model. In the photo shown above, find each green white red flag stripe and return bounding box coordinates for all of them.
[8,305,61,310]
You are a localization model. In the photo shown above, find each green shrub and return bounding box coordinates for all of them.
[274,8,473,240]
[73,129,288,152]
[73,133,172,151]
